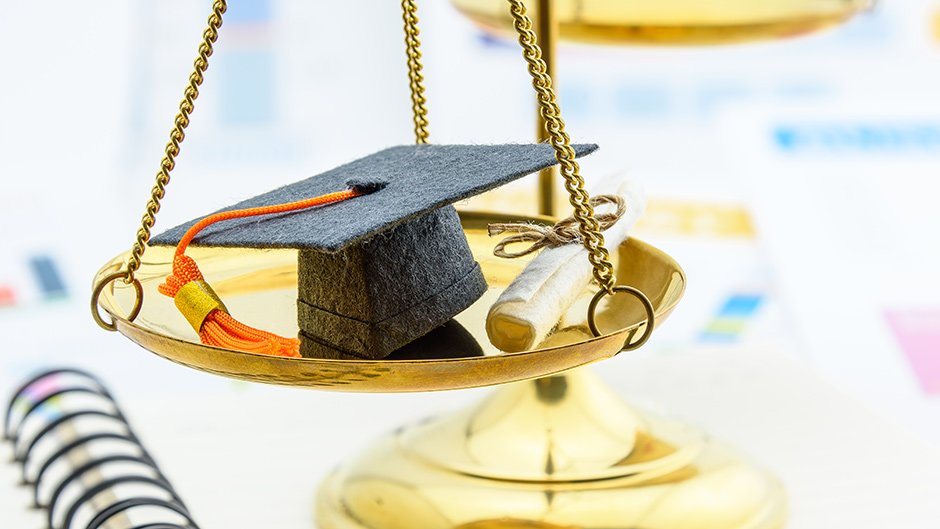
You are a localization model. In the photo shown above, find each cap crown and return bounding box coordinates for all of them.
[152,143,598,252]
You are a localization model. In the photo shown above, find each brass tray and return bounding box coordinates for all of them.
[453,0,870,45]
[93,211,684,392]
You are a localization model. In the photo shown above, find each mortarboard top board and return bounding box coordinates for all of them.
[152,143,598,360]
[153,143,598,252]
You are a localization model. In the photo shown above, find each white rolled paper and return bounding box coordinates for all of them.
[486,176,646,352]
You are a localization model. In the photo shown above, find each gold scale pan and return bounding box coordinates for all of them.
[92,211,685,392]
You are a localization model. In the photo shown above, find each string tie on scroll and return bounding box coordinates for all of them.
[489,194,627,258]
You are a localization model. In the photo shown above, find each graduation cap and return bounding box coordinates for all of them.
[152,143,598,360]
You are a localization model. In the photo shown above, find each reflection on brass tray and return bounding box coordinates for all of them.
[93,211,684,392]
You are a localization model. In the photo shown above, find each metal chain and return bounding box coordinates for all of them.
[91,0,225,330]
[506,0,616,292]
[125,0,227,282]
[402,0,430,144]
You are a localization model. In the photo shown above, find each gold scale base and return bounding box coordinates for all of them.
[316,369,786,529]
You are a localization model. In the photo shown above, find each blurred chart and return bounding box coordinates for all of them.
[722,96,940,441]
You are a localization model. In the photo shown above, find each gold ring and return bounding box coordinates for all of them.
[587,285,655,351]
[91,271,143,332]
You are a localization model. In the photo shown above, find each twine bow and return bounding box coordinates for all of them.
[489,194,627,258]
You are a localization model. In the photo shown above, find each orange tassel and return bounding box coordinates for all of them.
[158,189,364,357]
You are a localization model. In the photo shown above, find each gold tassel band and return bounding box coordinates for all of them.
[175,280,228,333]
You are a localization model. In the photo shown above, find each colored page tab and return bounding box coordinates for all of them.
[29,255,67,300]
[885,310,940,395]
[700,293,764,342]
[0,285,14,307]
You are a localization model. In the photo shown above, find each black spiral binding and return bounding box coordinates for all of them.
[4,368,198,529]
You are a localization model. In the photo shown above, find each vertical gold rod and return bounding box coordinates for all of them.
[534,0,575,416]
[535,0,557,216]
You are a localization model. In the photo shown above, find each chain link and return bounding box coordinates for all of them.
[402,0,430,144]
[124,0,227,282]
[506,0,616,292]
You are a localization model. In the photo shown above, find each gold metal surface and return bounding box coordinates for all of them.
[92,211,684,392]
[402,0,430,144]
[509,0,617,293]
[453,0,871,45]
[316,369,787,529]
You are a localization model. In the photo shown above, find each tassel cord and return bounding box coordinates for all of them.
[158,189,365,357]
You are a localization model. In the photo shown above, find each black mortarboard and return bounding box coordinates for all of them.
[152,143,598,359]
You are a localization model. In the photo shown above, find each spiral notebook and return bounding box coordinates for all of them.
[3,368,198,529]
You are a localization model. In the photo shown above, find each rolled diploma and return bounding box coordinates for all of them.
[486,177,646,352]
